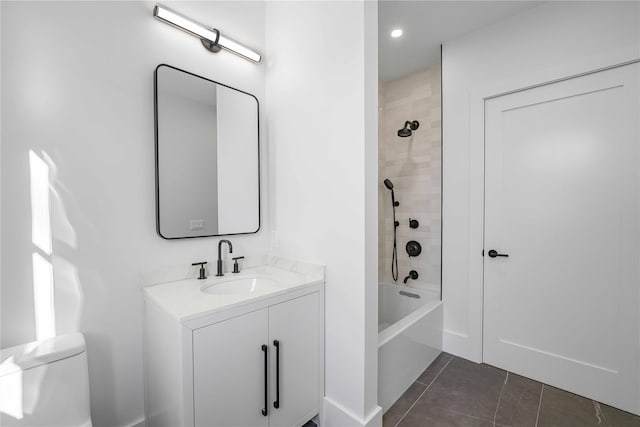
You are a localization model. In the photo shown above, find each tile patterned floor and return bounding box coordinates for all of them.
[384,353,640,427]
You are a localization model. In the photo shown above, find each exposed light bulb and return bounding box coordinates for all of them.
[391,29,403,38]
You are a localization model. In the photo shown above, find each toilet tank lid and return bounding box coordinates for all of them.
[0,333,86,377]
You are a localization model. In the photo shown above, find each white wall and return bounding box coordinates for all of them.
[1,2,267,426]
[265,1,381,425]
[442,1,640,362]
[0,1,3,346]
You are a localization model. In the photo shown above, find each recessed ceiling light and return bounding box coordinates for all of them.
[390,29,403,38]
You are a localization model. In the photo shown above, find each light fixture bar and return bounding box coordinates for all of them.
[154,5,219,45]
[153,4,261,63]
[218,34,262,63]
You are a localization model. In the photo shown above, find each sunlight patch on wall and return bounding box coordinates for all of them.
[29,150,56,341]
[0,358,24,419]
[31,253,55,341]
[52,255,84,334]
[29,151,52,255]
[43,151,77,249]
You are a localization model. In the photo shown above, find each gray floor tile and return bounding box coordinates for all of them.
[599,402,640,427]
[494,372,542,427]
[417,352,454,386]
[416,357,507,422]
[537,385,609,427]
[385,356,640,427]
[398,405,494,427]
[383,381,427,427]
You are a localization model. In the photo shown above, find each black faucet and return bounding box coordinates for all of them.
[403,270,418,284]
[216,240,233,277]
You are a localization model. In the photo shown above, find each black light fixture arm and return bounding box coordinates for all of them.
[201,30,221,53]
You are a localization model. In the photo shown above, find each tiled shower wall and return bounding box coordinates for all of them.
[378,64,441,290]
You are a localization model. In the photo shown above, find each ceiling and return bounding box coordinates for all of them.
[379,1,543,81]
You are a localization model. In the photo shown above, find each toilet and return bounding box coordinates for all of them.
[0,333,92,427]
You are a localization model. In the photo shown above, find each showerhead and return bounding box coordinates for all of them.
[384,179,400,207]
[397,120,420,138]
[397,127,412,138]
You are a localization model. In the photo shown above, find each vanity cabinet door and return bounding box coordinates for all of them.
[193,308,269,427]
[268,292,320,427]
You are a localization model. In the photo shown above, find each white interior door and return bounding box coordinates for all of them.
[483,64,640,414]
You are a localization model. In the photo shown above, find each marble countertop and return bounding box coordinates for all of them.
[143,256,324,323]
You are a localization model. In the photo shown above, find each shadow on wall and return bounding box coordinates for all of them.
[0,150,86,421]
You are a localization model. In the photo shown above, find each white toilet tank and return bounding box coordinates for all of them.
[0,333,92,427]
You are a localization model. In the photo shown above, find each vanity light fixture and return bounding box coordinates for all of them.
[153,4,262,63]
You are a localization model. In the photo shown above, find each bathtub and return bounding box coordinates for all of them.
[378,283,443,413]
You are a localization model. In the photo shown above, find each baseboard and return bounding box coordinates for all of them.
[322,397,382,427]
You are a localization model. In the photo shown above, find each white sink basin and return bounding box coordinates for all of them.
[202,277,281,295]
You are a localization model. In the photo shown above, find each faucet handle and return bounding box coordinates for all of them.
[232,256,245,274]
[191,261,208,280]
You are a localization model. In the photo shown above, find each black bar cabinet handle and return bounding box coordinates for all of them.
[273,340,280,409]
[487,249,509,258]
[261,344,268,416]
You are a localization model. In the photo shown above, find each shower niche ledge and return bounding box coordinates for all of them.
[143,256,325,427]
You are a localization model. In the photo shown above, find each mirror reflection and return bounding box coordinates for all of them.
[154,64,260,239]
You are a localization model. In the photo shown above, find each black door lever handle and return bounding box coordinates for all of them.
[487,249,509,258]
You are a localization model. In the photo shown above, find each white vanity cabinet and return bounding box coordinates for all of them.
[193,308,269,427]
[193,292,320,427]
[144,279,323,427]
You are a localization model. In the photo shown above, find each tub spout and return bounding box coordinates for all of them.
[403,270,418,284]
